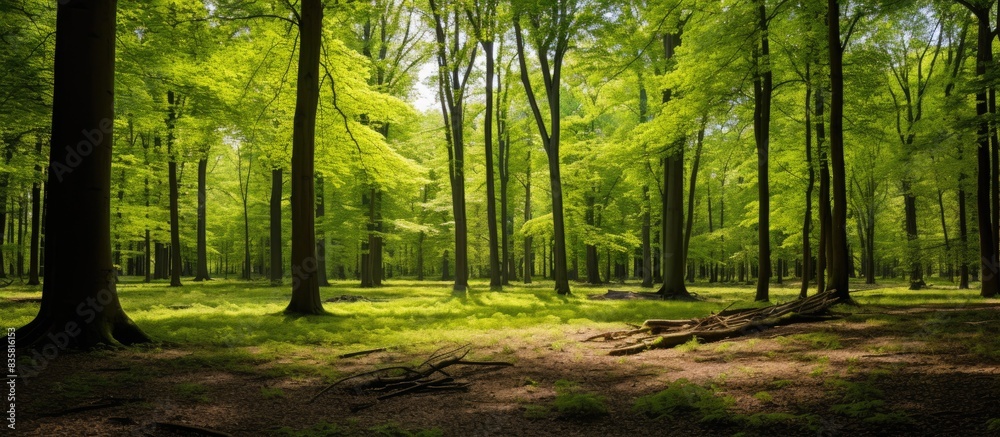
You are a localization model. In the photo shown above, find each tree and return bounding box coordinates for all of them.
[16,0,149,348]
[826,0,851,300]
[953,0,999,298]
[752,0,775,302]
[285,0,325,315]
[467,0,503,291]
[429,0,477,293]
[513,0,585,295]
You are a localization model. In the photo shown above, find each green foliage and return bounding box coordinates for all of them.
[174,382,210,403]
[986,418,1000,432]
[633,378,732,423]
[551,380,608,419]
[260,387,286,399]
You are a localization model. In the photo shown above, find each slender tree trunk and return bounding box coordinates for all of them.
[270,168,282,285]
[523,150,532,284]
[827,0,851,300]
[482,40,502,290]
[801,72,815,298]
[166,92,182,288]
[315,173,329,286]
[641,186,653,288]
[754,0,772,302]
[193,157,210,281]
[285,0,326,315]
[28,137,43,285]
[585,191,600,284]
[15,0,149,348]
[684,120,705,283]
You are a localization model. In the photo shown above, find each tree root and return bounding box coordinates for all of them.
[589,289,846,355]
[309,345,512,405]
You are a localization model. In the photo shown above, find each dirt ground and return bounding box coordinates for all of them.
[11,301,1000,436]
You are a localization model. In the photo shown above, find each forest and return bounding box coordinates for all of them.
[2,0,1000,435]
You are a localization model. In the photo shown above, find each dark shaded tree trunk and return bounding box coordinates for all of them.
[753,0,772,302]
[523,150,532,284]
[972,12,1000,297]
[193,157,210,281]
[315,173,329,286]
[14,0,149,349]
[430,0,473,294]
[166,92,182,288]
[656,31,691,299]
[482,39,502,291]
[585,191,600,284]
[827,0,850,300]
[642,186,653,288]
[684,120,705,284]
[270,168,282,285]
[513,11,571,295]
[801,70,815,298]
[285,0,326,315]
[28,137,43,285]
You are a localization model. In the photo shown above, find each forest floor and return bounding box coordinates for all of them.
[3,278,1000,436]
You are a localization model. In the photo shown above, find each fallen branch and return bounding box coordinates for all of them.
[309,345,512,404]
[589,290,845,356]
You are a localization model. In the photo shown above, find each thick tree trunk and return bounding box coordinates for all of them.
[585,192,600,284]
[973,15,1000,297]
[286,0,326,315]
[193,157,210,281]
[826,0,850,300]
[15,0,149,349]
[659,153,689,298]
[270,168,282,285]
[959,185,970,289]
[656,31,691,299]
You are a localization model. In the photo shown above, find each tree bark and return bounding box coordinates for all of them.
[801,69,815,298]
[270,168,282,285]
[285,0,326,315]
[315,173,329,286]
[193,157,210,281]
[753,0,772,302]
[28,136,43,285]
[166,91,182,287]
[656,30,692,299]
[826,0,850,300]
[513,12,571,295]
[482,39,502,291]
[14,0,149,349]
[684,119,705,283]
[523,150,532,284]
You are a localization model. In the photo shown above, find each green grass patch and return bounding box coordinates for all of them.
[633,378,732,423]
[551,380,608,419]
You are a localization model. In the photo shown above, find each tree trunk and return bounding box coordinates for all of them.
[801,70,815,298]
[523,150,532,284]
[270,168,282,285]
[641,186,653,288]
[193,157,210,281]
[482,40,502,291]
[656,32,691,299]
[286,0,326,315]
[315,173,329,286]
[684,120,705,283]
[14,0,149,349]
[754,0,772,302]
[903,183,924,289]
[166,92,182,288]
[974,14,1000,297]
[28,137,43,285]
[826,0,850,300]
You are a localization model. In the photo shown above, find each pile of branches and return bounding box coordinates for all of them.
[588,290,844,356]
[309,345,512,410]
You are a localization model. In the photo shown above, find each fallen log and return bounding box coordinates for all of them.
[589,289,845,355]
